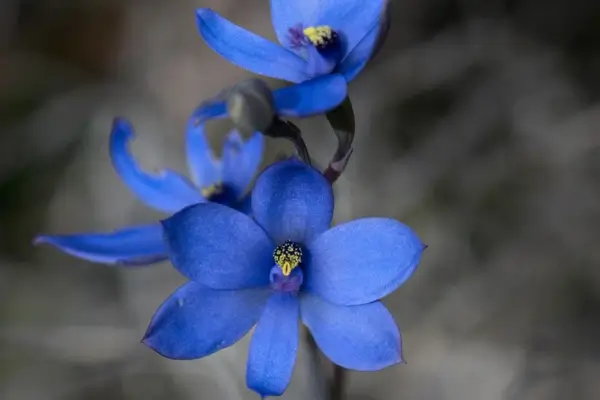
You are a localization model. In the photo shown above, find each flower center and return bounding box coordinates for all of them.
[273,240,303,276]
[200,182,224,199]
[270,266,303,292]
[200,182,238,206]
[303,26,339,52]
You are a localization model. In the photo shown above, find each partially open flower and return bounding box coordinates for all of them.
[195,0,389,83]
[34,117,264,266]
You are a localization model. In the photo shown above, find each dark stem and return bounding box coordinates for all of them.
[265,118,312,165]
[304,329,328,397]
[324,96,355,183]
[305,328,347,400]
[330,365,346,400]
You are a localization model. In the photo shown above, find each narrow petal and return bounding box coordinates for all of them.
[246,292,299,397]
[270,0,327,46]
[162,203,274,289]
[110,118,203,213]
[143,281,269,360]
[337,21,381,82]
[185,116,223,189]
[188,96,228,124]
[34,224,166,266]
[304,218,424,306]
[273,74,347,117]
[251,159,333,244]
[196,8,309,83]
[301,294,403,370]
[222,131,264,198]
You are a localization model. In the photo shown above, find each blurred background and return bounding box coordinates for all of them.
[2,0,600,399]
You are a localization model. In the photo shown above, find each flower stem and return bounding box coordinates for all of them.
[324,96,355,183]
[305,328,346,400]
[265,118,312,166]
[330,365,346,400]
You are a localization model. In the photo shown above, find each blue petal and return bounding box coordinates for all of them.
[246,292,299,397]
[162,203,274,289]
[185,116,222,189]
[321,0,384,61]
[189,96,228,124]
[196,8,309,83]
[273,74,347,117]
[251,159,333,244]
[270,0,328,46]
[337,20,381,82]
[300,293,403,370]
[34,224,167,266]
[110,118,203,213]
[304,218,424,306]
[270,0,384,63]
[236,195,253,216]
[222,130,264,198]
[143,281,269,360]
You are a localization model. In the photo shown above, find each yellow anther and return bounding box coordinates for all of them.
[303,25,334,47]
[273,241,303,276]
[201,182,224,198]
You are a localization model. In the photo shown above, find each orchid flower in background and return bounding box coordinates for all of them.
[143,159,426,397]
[34,118,264,265]
[195,0,389,184]
[196,0,388,83]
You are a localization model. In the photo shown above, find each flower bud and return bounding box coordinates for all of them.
[227,78,276,138]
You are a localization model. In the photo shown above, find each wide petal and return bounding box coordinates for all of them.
[273,74,347,117]
[301,294,403,370]
[110,118,203,213]
[162,203,274,289]
[185,116,222,189]
[143,281,269,360]
[304,218,424,306]
[337,19,381,82]
[222,130,264,198]
[196,8,309,83]
[34,224,166,266]
[246,292,299,397]
[251,159,333,244]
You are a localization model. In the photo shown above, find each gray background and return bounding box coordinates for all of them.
[1,0,600,399]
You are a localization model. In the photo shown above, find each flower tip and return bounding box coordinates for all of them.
[422,243,429,251]
[111,116,126,125]
[111,116,130,131]
[140,330,160,352]
[110,117,135,141]
[158,218,172,233]
[195,7,217,29]
[32,235,47,246]
[195,7,211,19]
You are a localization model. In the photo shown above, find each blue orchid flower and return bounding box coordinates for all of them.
[142,159,425,397]
[34,117,264,266]
[196,0,386,84]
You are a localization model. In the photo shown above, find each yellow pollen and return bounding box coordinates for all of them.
[201,182,224,198]
[303,25,334,47]
[273,241,303,276]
